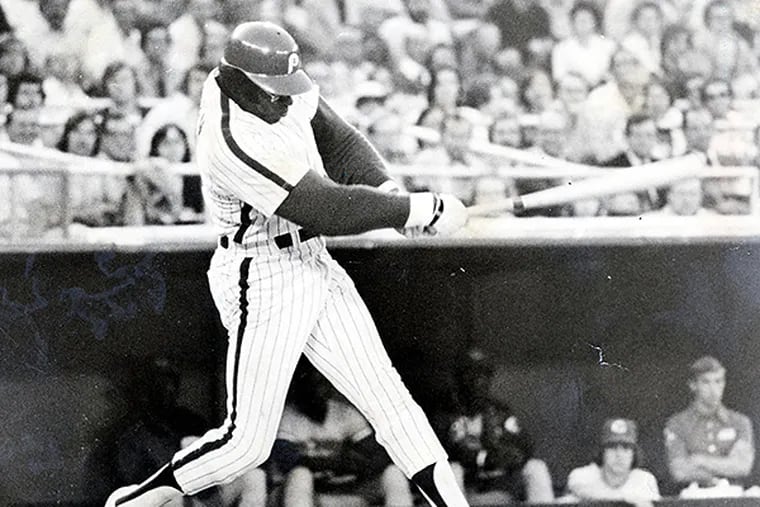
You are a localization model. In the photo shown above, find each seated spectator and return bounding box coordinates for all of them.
[167,0,223,93]
[479,76,521,121]
[412,111,486,204]
[98,61,146,126]
[378,0,453,92]
[352,80,391,135]
[416,66,463,137]
[644,80,685,158]
[269,360,414,507]
[196,19,228,70]
[137,23,171,99]
[601,114,665,215]
[136,63,210,159]
[98,110,138,163]
[367,112,418,166]
[10,0,84,72]
[488,114,523,149]
[8,71,45,110]
[692,0,757,81]
[4,107,42,146]
[486,0,552,63]
[565,418,660,503]
[620,2,666,77]
[457,22,501,89]
[664,356,755,489]
[519,68,555,115]
[150,123,203,223]
[56,110,123,227]
[660,24,701,100]
[80,0,147,91]
[0,36,32,81]
[121,124,186,226]
[440,348,554,504]
[551,1,615,88]
[42,50,90,109]
[651,178,717,217]
[702,79,739,123]
[569,48,651,163]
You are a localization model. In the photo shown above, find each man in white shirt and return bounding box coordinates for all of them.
[565,418,661,505]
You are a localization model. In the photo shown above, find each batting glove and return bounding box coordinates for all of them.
[405,192,468,238]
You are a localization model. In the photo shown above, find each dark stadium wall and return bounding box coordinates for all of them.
[0,241,759,503]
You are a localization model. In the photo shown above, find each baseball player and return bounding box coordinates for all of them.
[107,21,470,507]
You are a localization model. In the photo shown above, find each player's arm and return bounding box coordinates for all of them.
[664,426,715,483]
[310,95,399,192]
[275,170,463,236]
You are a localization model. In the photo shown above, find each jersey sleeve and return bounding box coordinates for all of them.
[663,417,689,461]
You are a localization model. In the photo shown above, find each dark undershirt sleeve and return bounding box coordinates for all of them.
[310,95,393,188]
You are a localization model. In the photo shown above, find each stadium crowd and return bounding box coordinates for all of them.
[0,0,759,237]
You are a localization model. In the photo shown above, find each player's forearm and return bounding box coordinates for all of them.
[669,457,717,483]
[277,171,436,236]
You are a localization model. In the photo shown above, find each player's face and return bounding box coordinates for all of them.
[253,86,294,124]
[690,369,726,409]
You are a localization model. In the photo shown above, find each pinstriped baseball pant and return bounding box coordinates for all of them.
[172,244,448,494]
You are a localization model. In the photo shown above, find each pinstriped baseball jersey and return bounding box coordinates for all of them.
[196,68,326,248]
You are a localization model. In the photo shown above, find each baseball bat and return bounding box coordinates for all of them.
[467,154,707,216]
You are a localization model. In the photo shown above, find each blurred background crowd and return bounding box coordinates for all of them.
[1,0,760,238]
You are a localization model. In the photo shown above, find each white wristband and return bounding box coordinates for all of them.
[378,180,401,193]
[405,192,436,228]
[476,450,488,468]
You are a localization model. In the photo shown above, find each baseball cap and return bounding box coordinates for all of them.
[601,418,638,446]
[689,355,724,379]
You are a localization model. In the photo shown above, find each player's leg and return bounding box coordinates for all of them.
[107,256,326,505]
[303,260,469,507]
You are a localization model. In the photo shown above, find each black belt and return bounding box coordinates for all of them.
[219,229,317,249]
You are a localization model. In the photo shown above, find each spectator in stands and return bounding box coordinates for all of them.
[570,48,651,163]
[121,125,185,226]
[416,66,463,135]
[644,79,685,158]
[353,80,391,135]
[378,0,453,93]
[42,50,90,109]
[137,23,171,99]
[487,0,552,62]
[167,0,222,93]
[8,71,44,110]
[148,123,203,222]
[10,0,83,73]
[413,111,485,204]
[457,22,501,89]
[99,62,145,126]
[0,36,32,81]
[56,110,100,157]
[519,68,555,115]
[136,63,210,159]
[81,0,147,90]
[565,418,660,504]
[701,79,738,122]
[98,110,137,163]
[366,112,418,166]
[692,0,757,82]
[489,114,523,149]
[660,24,701,100]
[601,114,664,215]
[269,360,414,507]
[57,110,125,227]
[551,1,615,88]
[440,348,554,504]
[664,356,755,488]
[652,178,716,217]
[196,20,228,70]
[4,107,42,146]
[555,71,590,120]
[426,43,459,74]
[620,2,665,78]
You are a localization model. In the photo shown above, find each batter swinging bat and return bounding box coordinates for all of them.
[467,153,706,216]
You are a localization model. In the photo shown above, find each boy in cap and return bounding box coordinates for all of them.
[565,418,660,503]
[664,356,755,487]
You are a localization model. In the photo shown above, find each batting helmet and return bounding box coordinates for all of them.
[221,21,313,96]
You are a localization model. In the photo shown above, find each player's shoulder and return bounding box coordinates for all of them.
[725,407,753,428]
[665,406,695,428]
